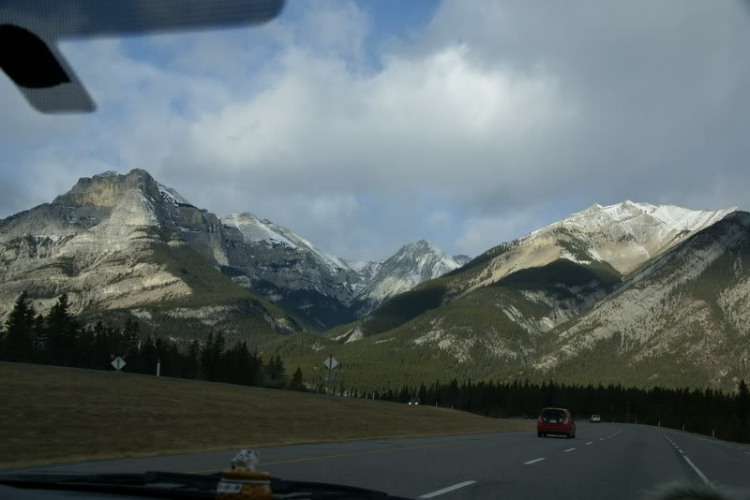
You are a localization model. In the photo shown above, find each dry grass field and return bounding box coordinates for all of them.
[0,362,533,468]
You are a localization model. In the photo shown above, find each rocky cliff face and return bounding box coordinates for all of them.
[0,169,299,334]
[0,169,468,331]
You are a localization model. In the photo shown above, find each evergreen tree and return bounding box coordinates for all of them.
[91,321,111,370]
[262,355,286,388]
[46,294,79,366]
[213,332,226,381]
[31,314,47,363]
[200,332,215,380]
[184,340,200,379]
[250,348,263,386]
[138,335,157,374]
[289,366,304,391]
[737,379,750,441]
[3,292,36,362]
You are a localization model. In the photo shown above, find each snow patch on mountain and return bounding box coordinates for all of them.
[156,182,190,206]
[222,213,300,250]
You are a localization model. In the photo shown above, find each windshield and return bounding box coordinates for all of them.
[1,1,750,499]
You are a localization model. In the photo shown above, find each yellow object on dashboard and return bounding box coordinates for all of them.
[216,470,272,500]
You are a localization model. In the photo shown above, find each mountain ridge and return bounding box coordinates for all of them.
[0,169,468,331]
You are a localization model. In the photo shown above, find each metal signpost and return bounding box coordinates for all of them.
[323,355,338,395]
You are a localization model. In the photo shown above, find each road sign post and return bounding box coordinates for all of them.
[323,355,338,395]
[156,359,161,377]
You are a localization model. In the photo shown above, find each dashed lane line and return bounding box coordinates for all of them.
[564,448,576,453]
[683,456,711,486]
[524,458,546,465]
[419,481,477,499]
[661,434,712,487]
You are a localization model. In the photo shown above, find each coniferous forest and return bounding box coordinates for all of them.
[1,292,748,443]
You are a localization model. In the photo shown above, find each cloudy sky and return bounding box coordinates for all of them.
[2,0,750,261]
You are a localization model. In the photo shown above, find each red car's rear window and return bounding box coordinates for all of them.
[540,409,566,423]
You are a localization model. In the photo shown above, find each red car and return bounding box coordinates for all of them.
[537,408,576,438]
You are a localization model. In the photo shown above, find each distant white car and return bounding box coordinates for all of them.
[590,414,601,423]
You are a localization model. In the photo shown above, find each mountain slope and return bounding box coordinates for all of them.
[218,211,468,329]
[461,201,736,295]
[0,169,467,332]
[302,202,746,390]
[0,169,300,335]
[529,211,750,389]
[333,201,734,342]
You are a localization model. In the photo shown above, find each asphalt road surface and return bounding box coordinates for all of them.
[5,423,750,499]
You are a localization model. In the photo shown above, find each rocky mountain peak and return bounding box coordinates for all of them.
[53,169,190,209]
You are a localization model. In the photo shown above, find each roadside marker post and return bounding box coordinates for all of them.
[156,359,161,377]
[323,355,339,395]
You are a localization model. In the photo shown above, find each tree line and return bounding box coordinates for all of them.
[1,292,747,442]
[0,292,304,389]
[357,378,749,443]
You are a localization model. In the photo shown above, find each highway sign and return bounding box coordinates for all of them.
[323,357,338,370]
[111,356,126,371]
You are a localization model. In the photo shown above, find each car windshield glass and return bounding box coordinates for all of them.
[3,2,750,499]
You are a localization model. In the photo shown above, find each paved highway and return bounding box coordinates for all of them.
[5,423,750,499]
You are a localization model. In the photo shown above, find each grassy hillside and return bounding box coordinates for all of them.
[0,362,532,468]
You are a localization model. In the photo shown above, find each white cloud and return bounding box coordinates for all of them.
[428,210,450,230]
[3,0,750,262]
[457,211,539,256]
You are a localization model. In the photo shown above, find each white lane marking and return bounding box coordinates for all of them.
[585,442,593,445]
[599,438,605,441]
[564,448,576,453]
[524,458,546,465]
[745,452,750,456]
[419,481,477,499]
[683,456,711,486]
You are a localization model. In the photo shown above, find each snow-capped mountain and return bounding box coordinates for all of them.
[329,201,736,358]
[533,211,750,389]
[357,240,470,308]
[306,202,747,390]
[218,213,469,326]
[0,169,301,334]
[462,201,736,295]
[0,169,468,331]
[222,213,350,273]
